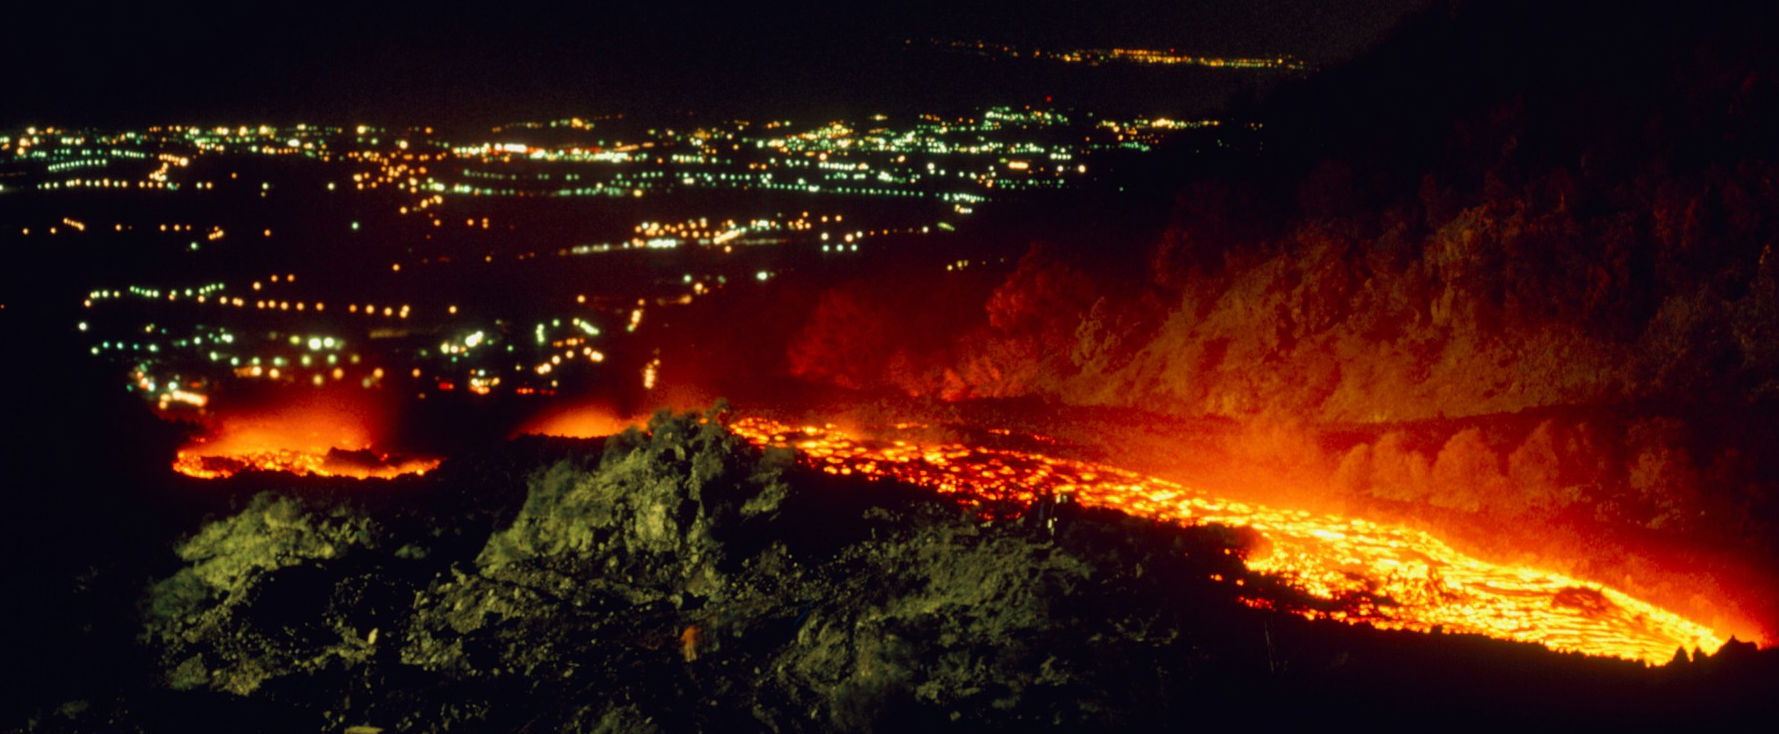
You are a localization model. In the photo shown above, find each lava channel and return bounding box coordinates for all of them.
[731,418,1728,664]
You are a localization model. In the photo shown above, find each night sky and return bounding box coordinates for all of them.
[7,1,1427,128]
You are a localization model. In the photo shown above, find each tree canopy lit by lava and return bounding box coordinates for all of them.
[730,418,1727,664]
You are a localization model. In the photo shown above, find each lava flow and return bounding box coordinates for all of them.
[514,404,639,440]
[731,418,1728,664]
[172,449,440,480]
[170,398,439,480]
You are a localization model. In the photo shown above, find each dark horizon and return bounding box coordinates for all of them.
[5,0,1426,129]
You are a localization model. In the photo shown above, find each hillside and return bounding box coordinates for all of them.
[16,408,1779,732]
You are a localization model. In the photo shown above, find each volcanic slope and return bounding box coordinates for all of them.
[19,408,1778,732]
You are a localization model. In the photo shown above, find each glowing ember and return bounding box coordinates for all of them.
[731,418,1727,664]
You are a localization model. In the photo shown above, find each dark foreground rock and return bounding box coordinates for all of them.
[17,407,1779,732]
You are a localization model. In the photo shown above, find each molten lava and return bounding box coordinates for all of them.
[172,449,440,480]
[515,405,638,439]
[731,418,1727,664]
[171,398,439,480]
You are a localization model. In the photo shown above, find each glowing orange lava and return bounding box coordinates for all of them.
[731,418,1727,664]
[515,405,638,439]
[172,449,440,480]
[170,399,438,480]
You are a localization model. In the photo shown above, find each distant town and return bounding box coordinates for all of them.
[2,106,1233,415]
[918,38,1310,70]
